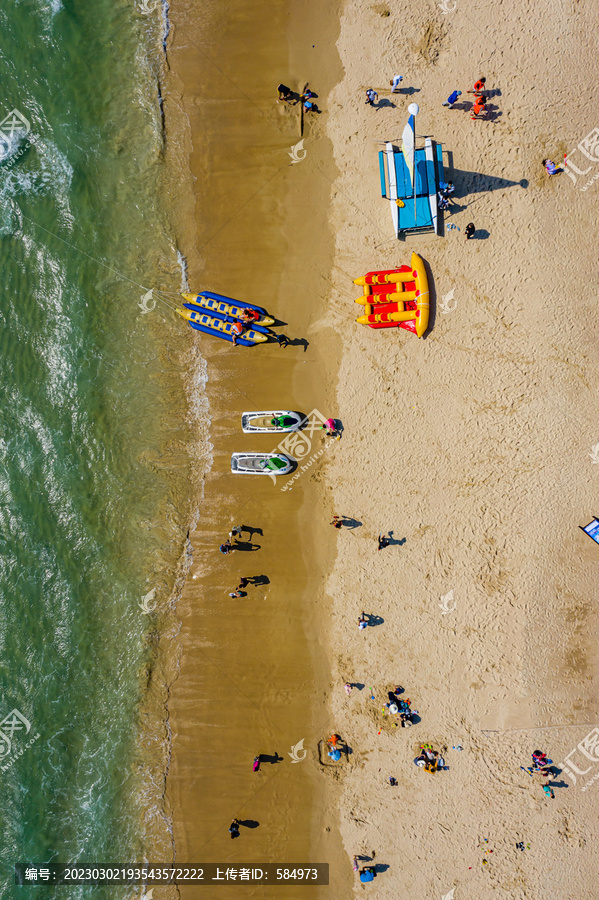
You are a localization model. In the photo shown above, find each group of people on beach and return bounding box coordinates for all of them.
[277,83,317,114]
[442,77,488,119]
[522,749,556,799]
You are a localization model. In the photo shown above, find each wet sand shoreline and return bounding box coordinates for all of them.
[163,0,348,895]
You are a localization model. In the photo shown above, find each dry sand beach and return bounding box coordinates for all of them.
[323,0,599,897]
[163,0,599,896]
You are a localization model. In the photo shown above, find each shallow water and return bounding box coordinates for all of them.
[0,0,196,892]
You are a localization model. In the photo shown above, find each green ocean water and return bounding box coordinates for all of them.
[0,0,191,893]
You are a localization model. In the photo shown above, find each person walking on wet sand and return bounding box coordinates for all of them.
[465,222,475,240]
[253,756,261,772]
[237,576,250,589]
[219,539,234,555]
[229,818,240,838]
[331,515,344,529]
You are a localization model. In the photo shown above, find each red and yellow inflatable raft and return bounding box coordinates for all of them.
[354,252,429,338]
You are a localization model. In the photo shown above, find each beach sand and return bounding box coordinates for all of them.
[321,0,599,897]
[163,0,349,895]
[162,0,599,896]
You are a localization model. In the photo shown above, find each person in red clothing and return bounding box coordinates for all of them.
[471,96,486,119]
[470,77,486,95]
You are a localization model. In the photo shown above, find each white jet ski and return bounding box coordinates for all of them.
[231,453,295,475]
[241,410,305,433]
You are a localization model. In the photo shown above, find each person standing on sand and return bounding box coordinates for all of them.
[344,682,353,695]
[465,222,475,240]
[331,516,344,529]
[378,533,391,550]
[442,89,461,108]
[253,756,261,772]
[219,539,234,555]
[229,818,240,838]
[543,158,562,176]
[237,576,249,589]
[469,77,486,96]
[276,334,290,348]
[390,75,403,93]
[365,89,378,107]
[358,612,369,629]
